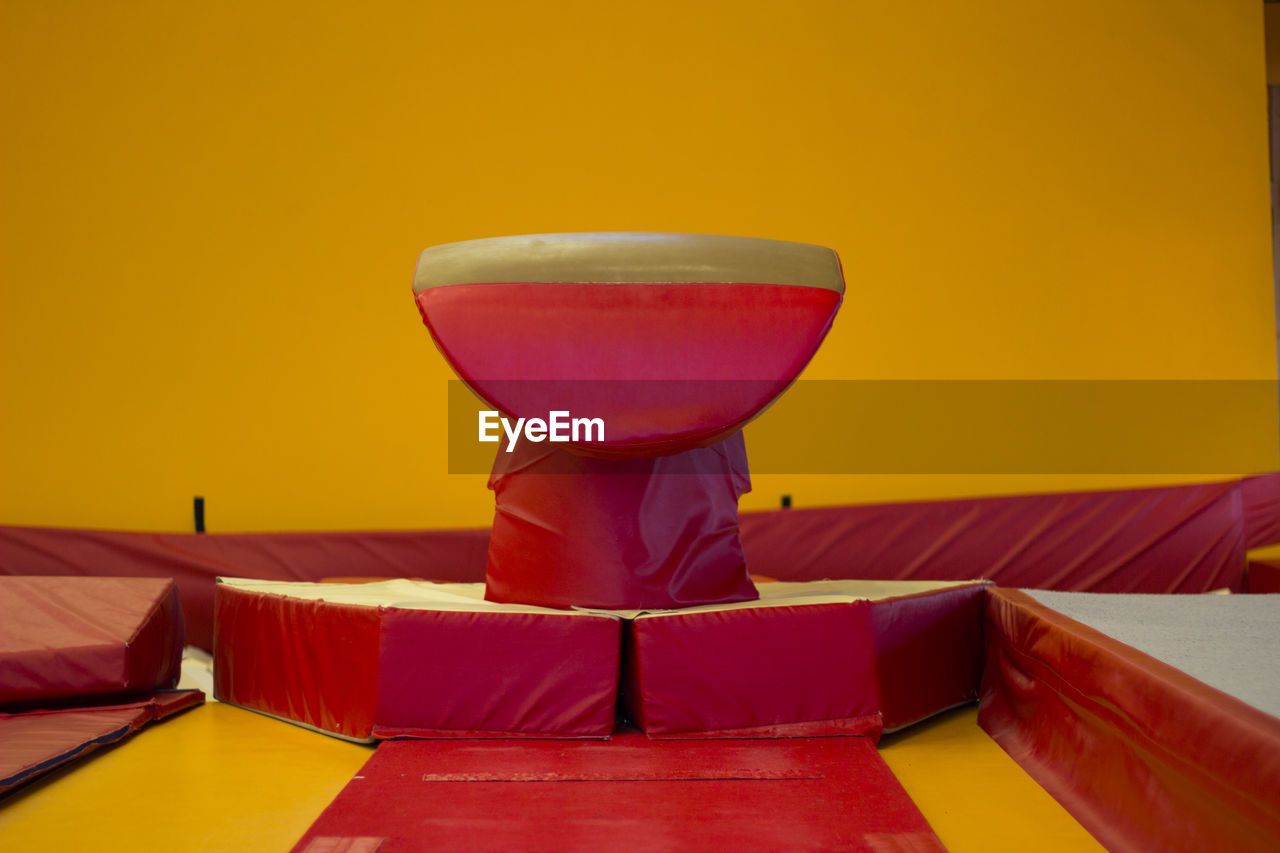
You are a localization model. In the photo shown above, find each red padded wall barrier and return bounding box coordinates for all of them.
[1243,472,1280,550]
[5,474,1277,650]
[739,479,1249,592]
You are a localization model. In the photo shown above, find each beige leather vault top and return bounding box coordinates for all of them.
[413,232,844,293]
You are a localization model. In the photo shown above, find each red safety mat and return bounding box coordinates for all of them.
[0,576,184,706]
[978,589,1280,852]
[292,733,943,852]
[0,689,203,795]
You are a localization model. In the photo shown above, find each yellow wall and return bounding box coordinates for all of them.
[1,1,1275,532]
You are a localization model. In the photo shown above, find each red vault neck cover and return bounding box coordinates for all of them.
[413,232,844,610]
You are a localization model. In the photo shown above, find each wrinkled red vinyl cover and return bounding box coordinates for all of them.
[214,584,382,740]
[0,576,184,706]
[979,589,1280,852]
[486,433,757,610]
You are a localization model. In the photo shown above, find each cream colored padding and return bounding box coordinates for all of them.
[216,577,608,616]
[631,579,987,620]
[177,645,216,698]
[413,232,844,293]
[217,576,983,621]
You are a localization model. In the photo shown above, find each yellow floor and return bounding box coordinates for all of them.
[0,702,373,852]
[0,702,1100,851]
[880,706,1104,852]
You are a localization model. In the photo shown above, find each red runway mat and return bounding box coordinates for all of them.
[293,734,942,852]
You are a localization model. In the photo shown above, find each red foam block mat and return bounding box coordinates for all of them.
[214,579,621,740]
[0,576,184,707]
[624,580,987,736]
[215,582,382,740]
[373,606,620,737]
[979,589,1280,852]
[0,689,204,794]
[292,733,943,852]
[869,582,988,731]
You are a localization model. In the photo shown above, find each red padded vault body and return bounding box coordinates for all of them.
[414,233,844,610]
